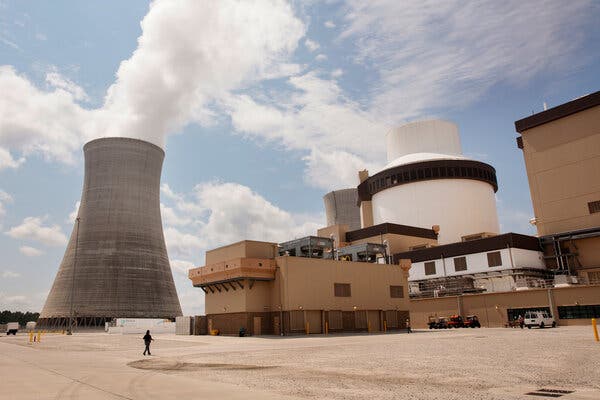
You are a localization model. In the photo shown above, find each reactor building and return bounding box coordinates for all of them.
[323,188,361,231]
[357,120,500,244]
[39,137,182,328]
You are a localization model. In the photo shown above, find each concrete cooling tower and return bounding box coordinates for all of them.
[323,189,361,231]
[39,137,182,328]
[357,120,500,244]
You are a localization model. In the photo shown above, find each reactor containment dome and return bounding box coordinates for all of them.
[357,120,500,244]
[39,137,182,328]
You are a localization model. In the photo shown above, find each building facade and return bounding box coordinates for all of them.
[394,233,548,297]
[189,240,413,335]
[515,91,600,284]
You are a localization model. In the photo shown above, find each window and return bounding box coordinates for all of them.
[390,285,404,298]
[558,305,600,319]
[454,256,467,272]
[424,261,436,275]
[588,200,600,214]
[487,251,502,267]
[334,283,351,297]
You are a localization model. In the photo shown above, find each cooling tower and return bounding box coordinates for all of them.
[39,137,182,328]
[323,189,361,231]
[357,120,500,244]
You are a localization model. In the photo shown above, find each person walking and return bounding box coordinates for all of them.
[518,315,524,329]
[143,330,153,356]
[406,318,412,333]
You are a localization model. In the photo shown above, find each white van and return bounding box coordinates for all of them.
[524,311,556,329]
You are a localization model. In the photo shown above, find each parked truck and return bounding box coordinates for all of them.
[6,322,19,335]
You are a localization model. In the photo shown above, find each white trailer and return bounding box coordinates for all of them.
[6,322,19,335]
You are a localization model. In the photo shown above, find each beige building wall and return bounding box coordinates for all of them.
[205,240,278,265]
[519,105,600,236]
[276,256,410,312]
[410,285,600,328]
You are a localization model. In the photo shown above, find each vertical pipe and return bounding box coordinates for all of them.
[592,318,599,342]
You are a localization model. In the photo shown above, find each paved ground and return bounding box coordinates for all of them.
[1,326,598,399]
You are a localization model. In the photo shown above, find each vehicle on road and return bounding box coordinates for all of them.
[524,311,556,329]
[448,315,464,328]
[6,322,19,335]
[428,317,449,329]
[464,315,481,328]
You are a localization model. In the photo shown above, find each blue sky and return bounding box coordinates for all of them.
[1,0,599,315]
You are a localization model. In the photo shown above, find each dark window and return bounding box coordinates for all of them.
[487,251,502,267]
[588,200,600,214]
[558,305,600,319]
[417,169,424,179]
[334,283,351,297]
[424,261,436,275]
[454,256,467,272]
[390,285,404,298]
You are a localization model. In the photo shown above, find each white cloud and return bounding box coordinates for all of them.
[67,201,80,223]
[0,147,25,170]
[304,38,320,52]
[164,226,204,259]
[0,66,90,166]
[92,0,305,148]
[5,216,68,247]
[315,54,327,61]
[19,245,44,257]
[340,0,597,123]
[0,189,12,219]
[0,37,19,49]
[324,20,336,28]
[2,270,21,278]
[161,181,323,260]
[225,72,386,189]
[0,0,306,166]
[170,259,195,276]
[45,70,89,102]
[331,68,343,78]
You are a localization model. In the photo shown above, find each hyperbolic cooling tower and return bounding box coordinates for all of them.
[357,120,500,244]
[39,137,182,327]
[323,189,361,231]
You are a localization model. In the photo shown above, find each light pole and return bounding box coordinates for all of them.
[67,217,81,335]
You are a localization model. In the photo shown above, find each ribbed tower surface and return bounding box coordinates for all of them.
[40,137,182,323]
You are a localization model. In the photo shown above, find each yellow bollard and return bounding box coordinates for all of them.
[593,318,599,342]
[368,321,371,333]
[384,320,387,333]
[305,322,310,335]
[29,332,33,343]
[36,331,41,343]
[325,321,329,335]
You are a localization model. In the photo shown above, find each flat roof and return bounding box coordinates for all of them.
[514,91,600,132]
[346,223,438,242]
[393,232,541,263]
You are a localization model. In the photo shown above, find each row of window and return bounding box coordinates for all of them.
[333,283,404,298]
[557,305,600,319]
[423,251,503,275]
[368,164,496,194]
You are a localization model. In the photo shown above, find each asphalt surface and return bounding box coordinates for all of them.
[1,326,598,399]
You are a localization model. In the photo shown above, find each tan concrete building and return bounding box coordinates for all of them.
[515,91,600,283]
[189,239,414,335]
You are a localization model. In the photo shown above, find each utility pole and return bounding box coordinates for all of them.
[67,217,81,335]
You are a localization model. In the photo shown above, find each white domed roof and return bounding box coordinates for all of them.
[386,120,462,163]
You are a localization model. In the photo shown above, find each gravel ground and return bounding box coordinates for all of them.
[1,326,599,399]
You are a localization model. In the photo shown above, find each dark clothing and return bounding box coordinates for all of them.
[143,333,153,355]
